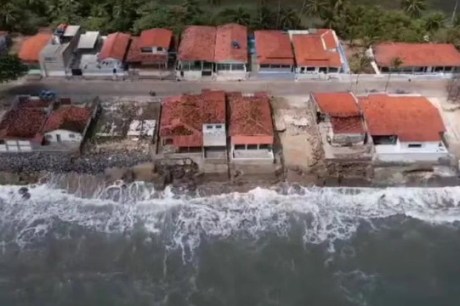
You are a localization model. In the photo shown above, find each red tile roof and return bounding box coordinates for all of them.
[229,92,274,145]
[255,31,294,65]
[126,37,168,64]
[359,94,446,142]
[160,91,226,148]
[317,29,338,50]
[139,28,173,49]
[292,30,341,68]
[0,108,47,140]
[214,23,248,63]
[99,32,131,61]
[18,33,52,62]
[178,26,216,62]
[313,92,360,117]
[42,106,92,134]
[373,43,460,67]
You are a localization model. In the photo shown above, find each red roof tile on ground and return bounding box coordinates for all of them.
[254,31,294,65]
[214,23,248,63]
[99,32,131,61]
[42,106,92,134]
[126,37,168,64]
[359,94,446,142]
[18,33,52,62]
[160,91,226,147]
[373,43,460,67]
[313,92,360,117]
[331,117,364,134]
[229,93,274,145]
[178,26,216,62]
[292,34,341,68]
[0,108,47,140]
[139,28,173,49]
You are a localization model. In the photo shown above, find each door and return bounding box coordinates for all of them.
[56,134,61,142]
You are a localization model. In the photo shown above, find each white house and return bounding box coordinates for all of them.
[214,24,248,80]
[360,94,449,163]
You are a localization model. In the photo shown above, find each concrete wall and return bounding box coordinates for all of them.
[332,132,365,146]
[374,140,449,162]
[45,129,83,143]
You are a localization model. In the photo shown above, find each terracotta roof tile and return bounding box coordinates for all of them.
[139,28,173,49]
[42,106,92,134]
[178,26,216,62]
[99,32,131,61]
[229,93,274,145]
[317,29,338,50]
[292,30,341,68]
[214,23,248,63]
[313,92,360,117]
[359,94,446,142]
[255,31,294,65]
[160,91,226,147]
[18,33,52,62]
[126,37,168,64]
[374,43,460,67]
[0,108,47,140]
[331,117,364,134]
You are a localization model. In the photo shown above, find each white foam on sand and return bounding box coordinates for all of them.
[0,182,459,259]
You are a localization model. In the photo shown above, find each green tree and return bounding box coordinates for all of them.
[0,55,28,83]
[423,12,445,32]
[47,0,82,24]
[385,57,403,92]
[301,0,327,16]
[216,7,251,26]
[401,0,426,18]
[350,53,371,91]
[279,8,301,29]
[252,5,276,29]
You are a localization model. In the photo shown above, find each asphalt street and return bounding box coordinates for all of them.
[0,77,451,98]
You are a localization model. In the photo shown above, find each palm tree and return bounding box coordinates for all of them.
[279,8,301,30]
[217,7,251,26]
[423,12,445,32]
[385,57,403,92]
[401,0,426,18]
[301,0,327,17]
[252,5,276,29]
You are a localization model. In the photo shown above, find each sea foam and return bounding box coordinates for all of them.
[0,181,459,258]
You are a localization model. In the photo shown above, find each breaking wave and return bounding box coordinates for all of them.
[0,180,459,259]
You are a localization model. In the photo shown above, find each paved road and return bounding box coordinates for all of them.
[0,77,451,98]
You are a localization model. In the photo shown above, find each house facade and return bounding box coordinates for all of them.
[311,92,365,146]
[228,93,274,161]
[159,90,226,158]
[127,28,173,76]
[371,43,460,74]
[176,26,216,79]
[291,29,346,77]
[254,31,294,77]
[214,24,248,80]
[39,24,82,77]
[360,94,449,163]
[80,32,131,76]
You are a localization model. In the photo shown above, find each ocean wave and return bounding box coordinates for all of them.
[0,182,459,259]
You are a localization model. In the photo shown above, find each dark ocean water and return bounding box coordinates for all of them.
[0,183,459,306]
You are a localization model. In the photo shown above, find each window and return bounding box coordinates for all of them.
[69,134,75,138]
[306,67,316,72]
[215,125,222,129]
[235,144,245,150]
[260,64,270,69]
[259,144,270,149]
[329,67,338,73]
[434,66,444,72]
[380,67,389,72]
[232,64,245,70]
[141,47,152,53]
[280,65,290,68]
[300,67,305,73]
[247,144,257,150]
[319,67,327,73]
[206,126,213,130]
[157,47,164,52]
[408,143,422,148]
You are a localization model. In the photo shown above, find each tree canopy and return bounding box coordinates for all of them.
[0,54,28,82]
[0,0,458,48]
